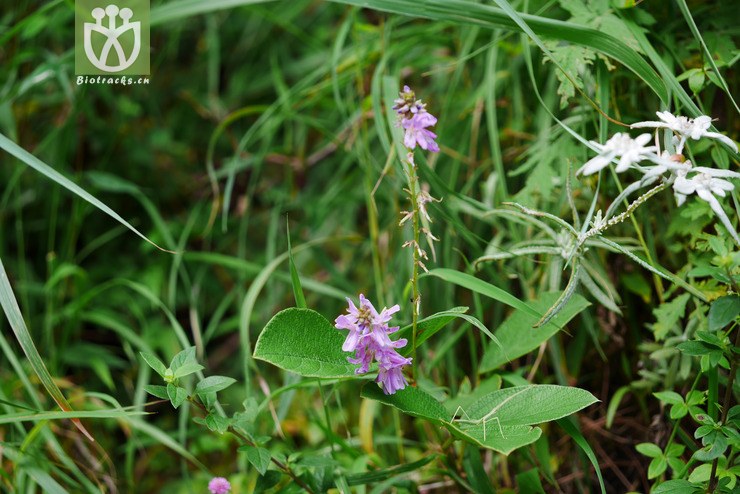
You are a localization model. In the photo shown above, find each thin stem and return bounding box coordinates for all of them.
[607,169,666,303]
[708,324,740,492]
[407,156,421,384]
[188,397,316,494]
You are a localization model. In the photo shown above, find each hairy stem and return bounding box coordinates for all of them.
[407,156,421,383]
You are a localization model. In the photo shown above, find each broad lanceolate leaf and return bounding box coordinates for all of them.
[254,308,357,378]
[140,352,167,378]
[195,376,237,395]
[143,385,169,400]
[480,292,589,372]
[172,362,205,379]
[170,347,197,372]
[451,385,598,453]
[362,383,597,455]
[361,384,449,425]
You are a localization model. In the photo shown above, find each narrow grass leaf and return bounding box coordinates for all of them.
[332,0,667,101]
[427,269,542,320]
[345,456,437,486]
[556,417,606,494]
[286,219,307,309]
[0,258,94,441]
[150,0,275,25]
[0,133,172,252]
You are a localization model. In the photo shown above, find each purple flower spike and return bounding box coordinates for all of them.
[393,85,440,153]
[335,295,412,395]
[208,477,231,494]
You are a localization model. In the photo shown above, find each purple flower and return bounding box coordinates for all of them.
[335,295,411,395]
[377,364,410,395]
[402,112,440,152]
[334,294,400,352]
[393,85,440,153]
[208,477,231,494]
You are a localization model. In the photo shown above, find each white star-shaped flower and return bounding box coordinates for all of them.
[631,111,737,153]
[577,133,658,176]
[671,162,740,244]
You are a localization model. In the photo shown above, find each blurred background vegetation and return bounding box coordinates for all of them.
[1,0,738,492]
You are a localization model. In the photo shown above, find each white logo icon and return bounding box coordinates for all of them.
[84,4,141,72]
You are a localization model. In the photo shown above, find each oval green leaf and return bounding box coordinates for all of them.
[253,308,357,378]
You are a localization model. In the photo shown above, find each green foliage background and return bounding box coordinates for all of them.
[0,0,738,492]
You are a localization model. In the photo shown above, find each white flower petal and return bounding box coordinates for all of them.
[634,133,653,146]
[702,132,738,153]
[578,154,612,176]
[693,167,740,178]
[702,192,740,245]
[630,120,665,129]
[673,177,697,195]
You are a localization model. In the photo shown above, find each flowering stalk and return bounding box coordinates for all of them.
[407,155,422,382]
[393,85,440,383]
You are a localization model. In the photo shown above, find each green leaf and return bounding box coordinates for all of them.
[0,133,170,252]
[457,385,598,429]
[557,417,606,494]
[140,352,168,378]
[362,383,596,455]
[396,307,469,353]
[286,219,306,309]
[195,376,237,395]
[677,341,712,356]
[650,293,691,341]
[361,384,449,425]
[654,391,684,406]
[345,456,437,486]
[480,292,589,372]
[428,269,560,327]
[205,414,231,434]
[254,308,357,378]
[0,257,94,441]
[464,385,597,455]
[362,384,538,455]
[648,455,667,479]
[670,403,689,420]
[143,385,170,400]
[167,383,187,409]
[172,362,205,379]
[239,445,272,475]
[515,469,546,494]
[445,375,502,415]
[542,41,595,108]
[170,347,197,372]
[636,442,662,458]
[652,479,702,494]
[708,295,740,331]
